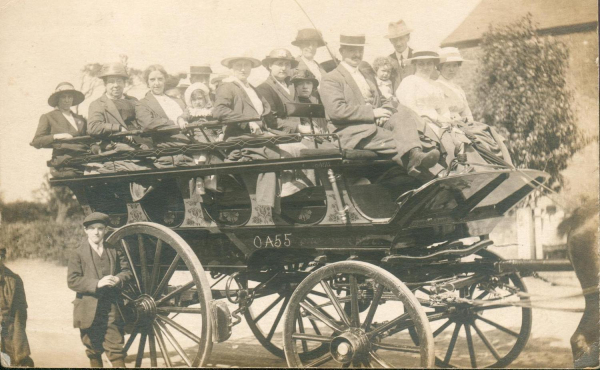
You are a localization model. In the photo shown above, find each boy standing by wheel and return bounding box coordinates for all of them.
[67,212,132,368]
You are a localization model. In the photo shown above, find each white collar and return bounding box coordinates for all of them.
[341,61,360,74]
[395,48,410,61]
[106,93,124,100]
[88,240,104,256]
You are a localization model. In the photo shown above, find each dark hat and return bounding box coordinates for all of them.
[261,48,299,69]
[190,65,213,75]
[47,82,85,107]
[339,34,367,46]
[83,212,110,227]
[291,28,326,48]
[290,68,319,87]
[99,62,128,79]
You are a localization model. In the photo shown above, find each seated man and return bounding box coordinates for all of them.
[320,33,441,178]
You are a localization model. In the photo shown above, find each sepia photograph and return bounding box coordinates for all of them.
[0,0,598,368]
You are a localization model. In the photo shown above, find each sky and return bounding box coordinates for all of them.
[0,0,482,202]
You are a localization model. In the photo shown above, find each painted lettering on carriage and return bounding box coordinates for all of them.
[253,233,292,248]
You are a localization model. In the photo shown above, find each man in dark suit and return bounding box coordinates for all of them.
[67,212,132,368]
[384,20,416,93]
[320,33,441,178]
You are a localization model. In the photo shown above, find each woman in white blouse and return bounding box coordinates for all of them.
[435,47,473,122]
[136,64,190,147]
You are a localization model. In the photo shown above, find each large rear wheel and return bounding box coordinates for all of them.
[107,222,213,367]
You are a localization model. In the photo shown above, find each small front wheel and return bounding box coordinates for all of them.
[282,261,434,368]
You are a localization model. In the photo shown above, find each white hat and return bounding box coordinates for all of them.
[438,47,471,64]
[184,83,211,107]
[406,49,440,63]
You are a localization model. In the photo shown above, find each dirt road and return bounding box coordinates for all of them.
[6,259,583,368]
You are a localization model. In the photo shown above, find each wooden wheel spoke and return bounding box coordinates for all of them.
[156,280,194,305]
[121,291,135,302]
[320,280,351,327]
[153,323,172,367]
[476,315,519,337]
[349,275,360,327]
[135,328,148,368]
[305,353,334,367]
[291,332,332,343]
[153,255,181,299]
[465,324,477,368]
[369,351,392,368]
[148,326,158,367]
[309,316,322,336]
[366,312,409,339]
[121,239,142,294]
[253,294,285,324]
[149,239,163,294]
[372,342,420,353]
[123,327,139,353]
[158,315,201,343]
[297,316,309,353]
[442,322,462,366]
[156,320,192,367]
[266,295,290,342]
[362,283,384,331]
[300,300,344,333]
[433,319,454,338]
[308,290,328,299]
[138,234,149,294]
[472,320,501,361]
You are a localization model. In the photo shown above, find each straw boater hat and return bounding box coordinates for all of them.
[221,52,262,69]
[406,49,440,63]
[98,62,128,79]
[339,33,367,46]
[438,47,471,64]
[290,68,319,88]
[261,48,299,69]
[47,82,85,107]
[291,28,327,48]
[190,65,213,76]
[384,19,412,39]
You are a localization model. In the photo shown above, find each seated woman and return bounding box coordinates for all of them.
[435,47,513,165]
[396,49,486,169]
[212,54,280,211]
[135,64,194,168]
[30,82,88,177]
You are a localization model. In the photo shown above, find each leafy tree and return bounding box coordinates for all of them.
[475,14,585,190]
[35,173,83,223]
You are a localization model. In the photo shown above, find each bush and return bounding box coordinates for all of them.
[0,216,86,266]
[475,14,585,190]
[0,201,51,223]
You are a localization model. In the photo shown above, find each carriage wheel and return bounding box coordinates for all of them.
[411,249,532,368]
[106,222,213,367]
[243,262,329,360]
[283,261,435,368]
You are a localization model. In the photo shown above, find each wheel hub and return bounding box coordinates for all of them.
[330,328,371,364]
[133,294,157,323]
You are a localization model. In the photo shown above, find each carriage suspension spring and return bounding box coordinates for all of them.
[224,272,253,327]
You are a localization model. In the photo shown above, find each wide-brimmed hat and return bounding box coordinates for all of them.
[406,49,440,63]
[184,82,211,107]
[221,54,262,69]
[339,34,367,46]
[262,48,299,69]
[291,28,327,48]
[47,82,85,107]
[190,65,213,75]
[384,19,412,39]
[99,62,128,79]
[290,68,319,87]
[438,47,471,64]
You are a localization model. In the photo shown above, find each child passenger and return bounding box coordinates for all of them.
[372,56,397,102]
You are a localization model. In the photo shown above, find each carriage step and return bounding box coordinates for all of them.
[211,300,232,343]
[300,148,379,160]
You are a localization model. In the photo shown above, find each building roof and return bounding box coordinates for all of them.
[442,0,598,48]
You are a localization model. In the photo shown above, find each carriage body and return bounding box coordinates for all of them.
[47,111,554,368]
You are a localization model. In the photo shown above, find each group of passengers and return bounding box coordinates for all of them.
[31,19,511,210]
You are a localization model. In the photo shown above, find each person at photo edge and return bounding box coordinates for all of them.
[0,247,34,367]
[67,212,133,368]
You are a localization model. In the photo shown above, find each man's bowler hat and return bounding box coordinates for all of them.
[99,62,129,79]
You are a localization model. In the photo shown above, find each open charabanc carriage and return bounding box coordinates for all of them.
[49,103,573,368]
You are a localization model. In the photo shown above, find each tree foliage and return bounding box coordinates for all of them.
[475,14,585,190]
[35,173,83,223]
